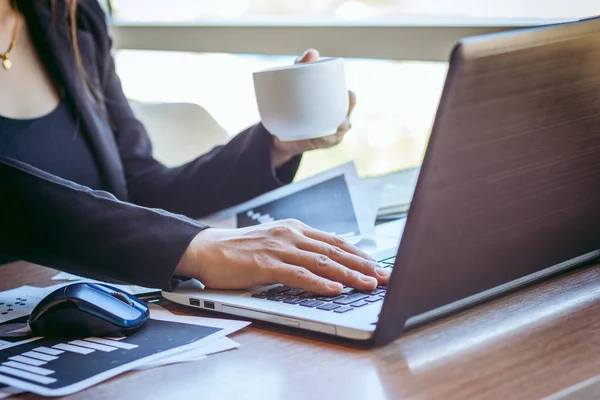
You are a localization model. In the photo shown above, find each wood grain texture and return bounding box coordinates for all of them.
[1,261,599,400]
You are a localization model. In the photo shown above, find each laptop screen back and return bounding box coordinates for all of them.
[375,18,600,346]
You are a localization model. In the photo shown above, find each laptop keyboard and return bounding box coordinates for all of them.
[250,256,395,314]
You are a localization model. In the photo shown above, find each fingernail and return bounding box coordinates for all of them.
[360,276,377,285]
[327,282,343,292]
[295,49,309,63]
[375,268,390,279]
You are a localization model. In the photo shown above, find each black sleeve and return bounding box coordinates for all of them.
[0,156,205,290]
[89,3,302,219]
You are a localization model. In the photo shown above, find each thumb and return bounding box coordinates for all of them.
[295,48,320,64]
[347,90,357,117]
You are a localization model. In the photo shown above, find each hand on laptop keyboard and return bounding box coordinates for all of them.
[174,219,390,296]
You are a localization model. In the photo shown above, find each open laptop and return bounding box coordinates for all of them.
[163,16,600,346]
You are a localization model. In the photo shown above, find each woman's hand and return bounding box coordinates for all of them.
[269,49,357,169]
[175,219,390,296]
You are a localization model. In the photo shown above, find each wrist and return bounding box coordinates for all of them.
[174,230,207,278]
[269,136,297,169]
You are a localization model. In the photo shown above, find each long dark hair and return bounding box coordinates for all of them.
[10,0,87,83]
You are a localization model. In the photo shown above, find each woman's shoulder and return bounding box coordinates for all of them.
[75,1,110,43]
[31,0,110,45]
[76,1,109,24]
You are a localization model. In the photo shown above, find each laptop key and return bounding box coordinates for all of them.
[359,289,384,295]
[267,286,290,294]
[315,295,344,302]
[283,297,305,305]
[333,293,369,305]
[334,306,354,313]
[341,287,356,295]
[300,300,324,308]
[251,292,268,299]
[366,296,383,302]
[317,303,341,311]
[266,295,287,302]
[351,301,369,307]
[286,288,306,296]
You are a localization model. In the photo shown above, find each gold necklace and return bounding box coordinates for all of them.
[0,11,20,71]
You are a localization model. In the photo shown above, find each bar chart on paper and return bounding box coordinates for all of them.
[0,319,221,396]
[236,175,361,237]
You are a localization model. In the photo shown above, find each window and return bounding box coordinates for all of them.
[110,0,597,178]
[109,0,597,21]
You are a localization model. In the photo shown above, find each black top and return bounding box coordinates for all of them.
[0,101,103,191]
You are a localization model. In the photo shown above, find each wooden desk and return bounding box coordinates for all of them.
[1,261,600,400]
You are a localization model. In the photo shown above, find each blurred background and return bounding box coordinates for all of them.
[107,0,598,180]
[109,0,599,21]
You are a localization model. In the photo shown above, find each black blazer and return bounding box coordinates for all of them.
[0,1,300,290]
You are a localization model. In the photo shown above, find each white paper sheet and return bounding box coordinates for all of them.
[50,272,81,281]
[132,337,239,370]
[0,385,23,399]
[132,305,246,369]
[148,303,250,338]
[0,286,48,325]
[200,162,374,237]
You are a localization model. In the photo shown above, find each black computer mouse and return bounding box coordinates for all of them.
[28,282,150,338]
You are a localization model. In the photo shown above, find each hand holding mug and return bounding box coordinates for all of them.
[253,49,357,168]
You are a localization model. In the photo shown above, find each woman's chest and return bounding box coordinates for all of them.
[0,20,60,121]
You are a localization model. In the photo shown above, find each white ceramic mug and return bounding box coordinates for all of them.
[253,57,349,142]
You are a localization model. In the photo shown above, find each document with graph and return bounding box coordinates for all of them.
[0,286,236,397]
[0,319,221,396]
[200,162,380,239]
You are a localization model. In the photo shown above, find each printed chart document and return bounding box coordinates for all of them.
[200,162,380,239]
[0,287,249,397]
[0,319,222,396]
